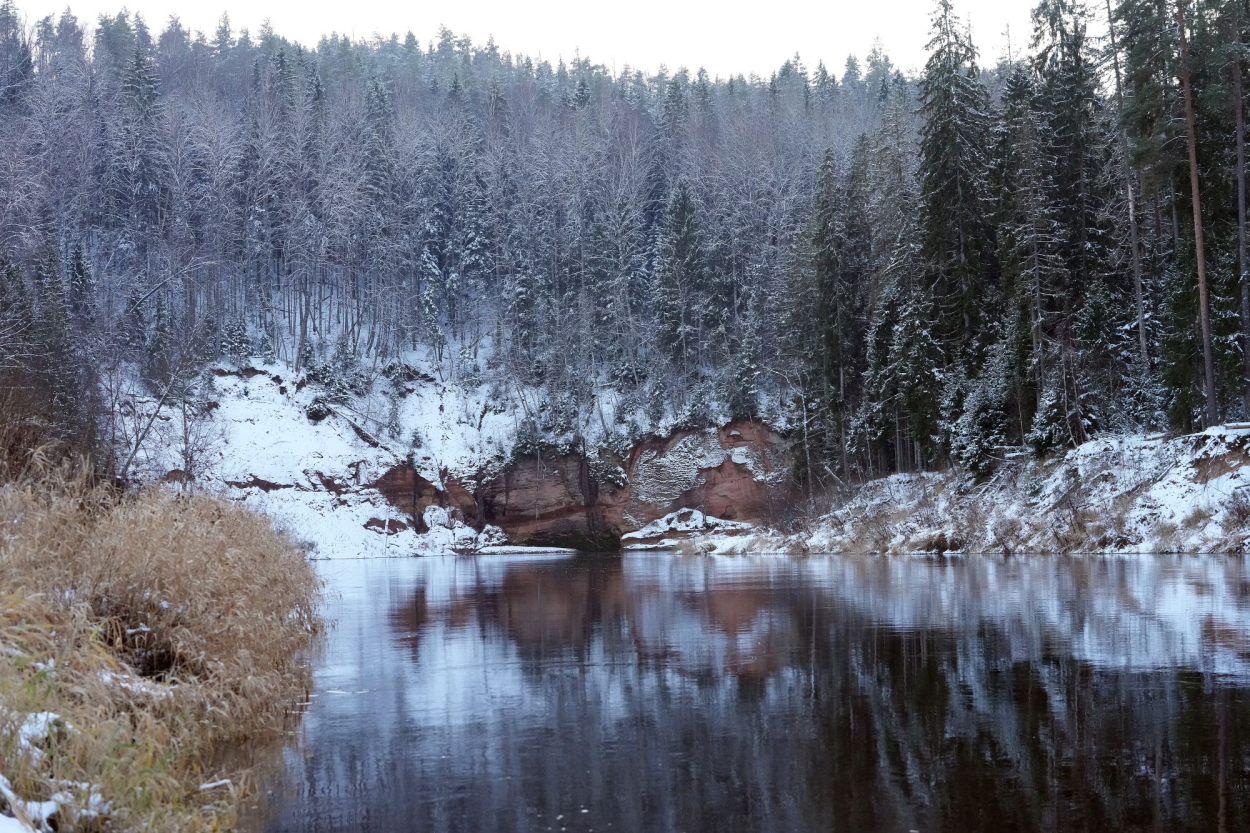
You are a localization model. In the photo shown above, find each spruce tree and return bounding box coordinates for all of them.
[67,244,96,337]
[995,64,1065,441]
[918,0,996,350]
[0,256,31,367]
[33,236,77,414]
[652,180,703,374]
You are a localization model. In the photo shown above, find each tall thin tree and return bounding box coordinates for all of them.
[1107,0,1151,364]
[1176,0,1220,426]
[1232,0,1250,414]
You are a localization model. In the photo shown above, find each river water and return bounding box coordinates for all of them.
[258,553,1250,832]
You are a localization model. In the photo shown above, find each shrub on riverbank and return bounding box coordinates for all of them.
[0,440,320,829]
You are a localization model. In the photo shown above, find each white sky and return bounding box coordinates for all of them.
[16,0,1044,78]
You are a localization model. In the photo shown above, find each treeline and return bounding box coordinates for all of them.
[0,0,1246,488]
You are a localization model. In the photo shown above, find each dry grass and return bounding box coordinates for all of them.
[989,516,1023,554]
[0,453,320,831]
[1224,489,1250,533]
[671,540,702,556]
[1150,519,1180,553]
[1181,505,1214,530]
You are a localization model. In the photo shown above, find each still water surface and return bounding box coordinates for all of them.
[260,553,1250,832]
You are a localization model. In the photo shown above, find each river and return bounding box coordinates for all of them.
[256,553,1250,832]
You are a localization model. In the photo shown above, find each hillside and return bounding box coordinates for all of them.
[683,427,1250,555]
[123,358,791,556]
[119,356,1250,557]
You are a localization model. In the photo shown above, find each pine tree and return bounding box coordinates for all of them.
[995,64,1065,440]
[725,294,762,420]
[1116,0,1181,223]
[784,146,872,476]
[221,317,252,359]
[0,0,32,111]
[1229,0,1250,415]
[573,76,591,108]
[0,256,31,368]
[1104,0,1151,364]
[145,292,173,387]
[1032,0,1110,295]
[363,77,393,208]
[33,237,76,408]
[116,43,164,233]
[110,288,136,350]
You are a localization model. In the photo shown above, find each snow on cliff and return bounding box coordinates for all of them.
[124,360,550,558]
[124,355,1250,558]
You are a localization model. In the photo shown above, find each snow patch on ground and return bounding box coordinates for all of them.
[688,426,1250,555]
[0,772,108,833]
[97,670,173,699]
[0,712,66,765]
[622,509,754,550]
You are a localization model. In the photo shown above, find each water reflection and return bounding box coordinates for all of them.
[262,554,1250,832]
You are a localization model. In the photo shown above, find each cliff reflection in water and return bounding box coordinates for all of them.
[266,555,1250,833]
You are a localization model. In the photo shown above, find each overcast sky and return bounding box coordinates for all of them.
[16,0,1050,78]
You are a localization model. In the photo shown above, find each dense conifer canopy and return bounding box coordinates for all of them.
[1,0,1248,483]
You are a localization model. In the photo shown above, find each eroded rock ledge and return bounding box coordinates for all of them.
[371,420,793,549]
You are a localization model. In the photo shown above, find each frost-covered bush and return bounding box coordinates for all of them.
[588,455,628,488]
[258,331,277,365]
[385,393,401,440]
[220,318,252,360]
[947,353,1009,477]
[1028,387,1069,457]
[1110,356,1166,434]
[1225,489,1250,533]
[307,336,365,401]
[544,390,581,447]
[645,385,668,428]
[675,380,718,429]
[297,339,316,370]
[305,395,333,423]
[513,416,542,458]
[457,344,482,385]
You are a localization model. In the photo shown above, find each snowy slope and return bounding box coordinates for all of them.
[125,355,1250,558]
[697,426,1250,555]
[124,360,570,559]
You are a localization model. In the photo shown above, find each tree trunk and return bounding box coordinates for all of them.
[1107,0,1150,364]
[1235,7,1250,415]
[1177,0,1221,427]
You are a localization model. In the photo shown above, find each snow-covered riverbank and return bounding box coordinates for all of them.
[124,359,789,557]
[123,361,571,558]
[686,426,1250,555]
[121,359,1250,558]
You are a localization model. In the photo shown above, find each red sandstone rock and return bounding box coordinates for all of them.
[364,517,410,535]
[367,419,792,549]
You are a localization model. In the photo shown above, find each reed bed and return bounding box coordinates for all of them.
[0,442,320,830]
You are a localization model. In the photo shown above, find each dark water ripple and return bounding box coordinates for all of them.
[259,553,1250,833]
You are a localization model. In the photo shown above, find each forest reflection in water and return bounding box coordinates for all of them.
[262,554,1250,833]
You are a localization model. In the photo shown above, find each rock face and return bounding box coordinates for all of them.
[478,455,628,550]
[370,419,792,549]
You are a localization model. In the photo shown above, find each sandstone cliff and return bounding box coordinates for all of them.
[371,420,792,549]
